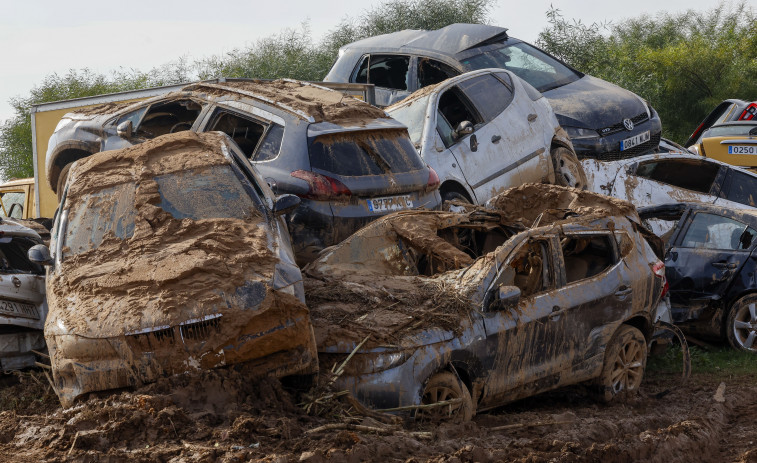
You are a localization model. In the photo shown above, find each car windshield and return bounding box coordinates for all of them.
[461,42,580,92]
[386,94,432,146]
[309,129,424,176]
[64,165,262,256]
[702,124,757,138]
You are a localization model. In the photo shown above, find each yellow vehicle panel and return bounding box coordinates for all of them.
[698,136,757,170]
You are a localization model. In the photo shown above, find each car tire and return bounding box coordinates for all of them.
[596,325,647,402]
[725,294,757,352]
[441,190,471,212]
[551,146,588,190]
[417,371,474,422]
[56,164,72,202]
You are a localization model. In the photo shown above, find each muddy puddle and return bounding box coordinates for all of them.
[2,366,755,462]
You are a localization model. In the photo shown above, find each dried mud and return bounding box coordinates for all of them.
[2,367,756,462]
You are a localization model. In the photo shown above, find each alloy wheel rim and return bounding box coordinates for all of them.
[419,384,462,420]
[733,302,757,351]
[610,339,644,393]
[558,156,584,189]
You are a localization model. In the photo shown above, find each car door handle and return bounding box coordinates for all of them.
[470,134,478,152]
[491,135,501,143]
[712,261,737,269]
[527,113,538,122]
[548,306,563,321]
[11,276,21,288]
[615,285,633,297]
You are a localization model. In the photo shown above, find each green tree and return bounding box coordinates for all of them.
[538,2,757,143]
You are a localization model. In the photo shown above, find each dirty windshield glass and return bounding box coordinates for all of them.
[461,42,580,92]
[0,192,25,219]
[64,165,262,256]
[702,124,757,138]
[309,130,424,176]
[387,95,431,146]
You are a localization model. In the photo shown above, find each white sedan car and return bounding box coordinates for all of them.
[0,218,46,370]
[582,153,757,234]
[387,68,586,205]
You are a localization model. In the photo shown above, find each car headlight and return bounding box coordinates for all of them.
[345,350,411,375]
[54,335,119,361]
[564,126,600,140]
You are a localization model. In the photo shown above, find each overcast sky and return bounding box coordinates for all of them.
[0,0,738,122]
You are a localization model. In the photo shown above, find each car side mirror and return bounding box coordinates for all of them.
[28,244,53,266]
[272,194,300,217]
[117,120,133,138]
[490,285,521,311]
[452,121,474,141]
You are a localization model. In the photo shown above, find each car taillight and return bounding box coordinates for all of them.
[689,122,704,142]
[291,170,352,200]
[653,261,668,299]
[739,103,757,121]
[427,166,440,191]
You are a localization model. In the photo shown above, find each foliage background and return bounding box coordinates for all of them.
[0,0,754,180]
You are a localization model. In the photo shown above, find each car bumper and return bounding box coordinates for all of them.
[572,116,662,161]
[0,330,46,370]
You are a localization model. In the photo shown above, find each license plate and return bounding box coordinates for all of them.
[620,130,651,151]
[367,195,413,213]
[728,145,757,155]
[0,299,39,319]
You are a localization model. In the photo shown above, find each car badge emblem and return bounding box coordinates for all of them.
[623,118,634,131]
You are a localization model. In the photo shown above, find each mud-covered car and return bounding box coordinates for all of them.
[386,69,587,205]
[30,132,318,406]
[582,153,757,235]
[307,184,666,420]
[639,203,757,352]
[0,218,46,371]
[324,23,662,159]
[45,79,441,263]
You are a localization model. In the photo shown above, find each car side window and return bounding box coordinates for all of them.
[437,87,482,144]
[353,54,410,91]
[117,99,203,139]
[0,192,25,219]
[721,170,757,207]
[561,234,618,285]
[501,239,553,298]
[417,58,459,88]
[254,124,285,162]
[680,212,756,250]
[457,74,514,122]
[206,109,269,159]
[635,159,719,194]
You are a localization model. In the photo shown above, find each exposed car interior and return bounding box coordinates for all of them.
[0,237,43,274]
[635,159,720,194]
[561,235,615,284]
[354,55,410,91]
[208,110,266,158]
[506,240,550,297]
[417,58,459,88]
[136,99,203,138]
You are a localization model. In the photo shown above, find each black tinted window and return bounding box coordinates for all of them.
[353,55,410,91]
[458,74,514,122]
[309,130,423,176]
[438,87,482,130]
[723,170,757,207]
[635,159,719,193]
[417,58,459,88]
[255,124,284,162]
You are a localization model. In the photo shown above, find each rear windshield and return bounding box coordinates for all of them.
[309,130,424,176]
[702,124,757,138]
[461,41,580,93]
[64,165,262,256]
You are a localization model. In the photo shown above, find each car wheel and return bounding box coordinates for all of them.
[726,295,757,352]
[441,190,471,212]
[596,325,647,402]
[551,146,588,190]
[417,371,474,422]
[56,164,72,202]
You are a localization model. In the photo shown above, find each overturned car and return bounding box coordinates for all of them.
[32,132,318,406]
[307,184,666,420]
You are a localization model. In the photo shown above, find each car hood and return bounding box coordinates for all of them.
[544,75,648,130]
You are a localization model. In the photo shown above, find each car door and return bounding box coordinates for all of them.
[665,211,757,311]
[716,168,757,209]
[351,54,413,106]
[477,232,567,408]
[436,74,532,203]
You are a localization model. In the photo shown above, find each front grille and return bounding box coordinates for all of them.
[180,316,221,340]
[125,314,223,351]
[599,112,650,137]
[596,133,661,161]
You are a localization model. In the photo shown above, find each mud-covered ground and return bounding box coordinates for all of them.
[1,360,755,463]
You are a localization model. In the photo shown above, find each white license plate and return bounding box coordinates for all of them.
[367,195,413,213]
[728,145,757,155]
[620,130,651,151]
[0,299,39,319]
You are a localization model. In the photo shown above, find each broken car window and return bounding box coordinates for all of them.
[680,212,756,250]
[635,159,719,194]
[438,87,482,135]
[353,54,410,91]
[120,99,203,139]
[503,239,552,298]
[254,124,284,162]
[457,74,514,122]
[207,110,267,159]
[0,237,43,274]
[561,234,617,284]
[417,58,459,88]
[0,192,25,219]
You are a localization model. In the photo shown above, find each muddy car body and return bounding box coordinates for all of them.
[0,219,46,370]
[324,23,661,159]
[582,153,757,235]
[35,132,317,406]
[45,79,441,263]
[639,203,757,351]
[308,184,665,419]
[385,69,587,204]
